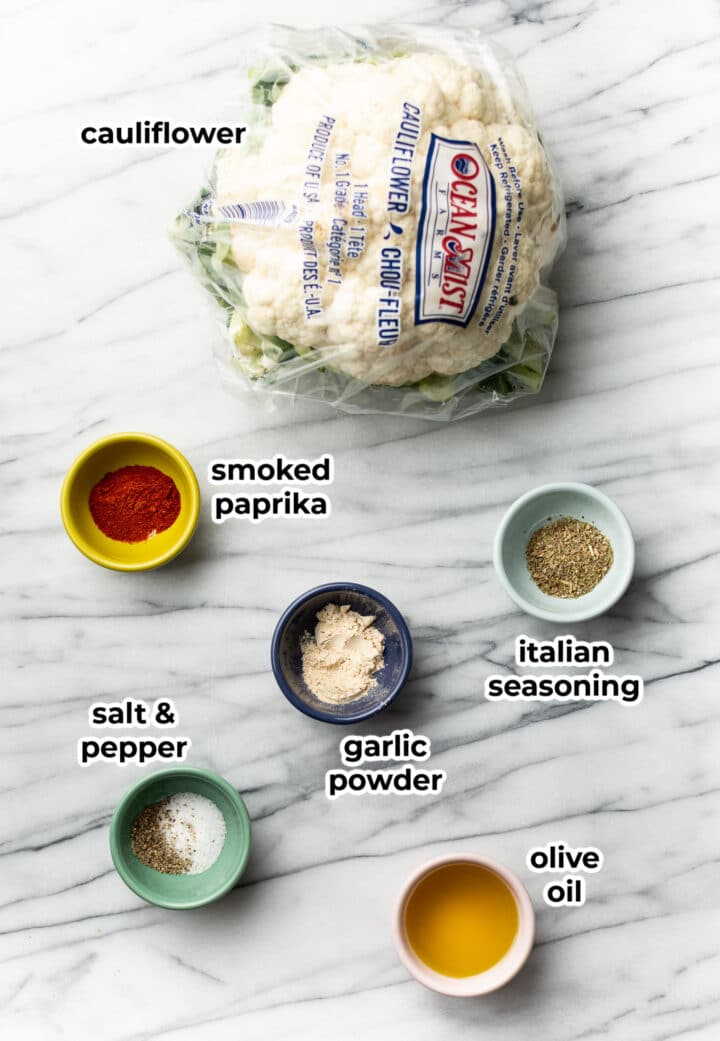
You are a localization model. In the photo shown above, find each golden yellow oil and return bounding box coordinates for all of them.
[404,862,519,977]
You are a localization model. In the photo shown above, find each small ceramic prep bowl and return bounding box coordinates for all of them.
[494,482,634,623]
[110,767,251,910]
[271,582,413,724]
[61,432,200,571]
[394,854,535,997]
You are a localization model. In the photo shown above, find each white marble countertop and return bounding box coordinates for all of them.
[3,0,719,1038]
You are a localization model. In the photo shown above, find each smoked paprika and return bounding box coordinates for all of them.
[89,465,181,543]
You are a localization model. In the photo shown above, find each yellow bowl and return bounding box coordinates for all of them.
[60,432,200,571]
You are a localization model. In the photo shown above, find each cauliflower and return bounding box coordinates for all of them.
[175,28,564,418]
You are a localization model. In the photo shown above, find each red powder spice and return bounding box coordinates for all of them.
[89,465,181,543]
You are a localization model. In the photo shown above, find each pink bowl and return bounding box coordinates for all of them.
[393,854,535,996]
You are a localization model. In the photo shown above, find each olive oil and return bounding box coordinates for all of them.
[405,862,519,977]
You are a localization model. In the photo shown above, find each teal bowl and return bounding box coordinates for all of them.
[494,482,635,623]
[109,767,251,909]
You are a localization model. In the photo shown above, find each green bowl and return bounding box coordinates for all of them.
[494,482,635,623]
[110,767,251,909]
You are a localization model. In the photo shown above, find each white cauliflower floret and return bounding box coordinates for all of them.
[213,52,560,386]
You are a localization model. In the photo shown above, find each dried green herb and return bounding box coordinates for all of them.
[525,516,613,598]
[131,799,191,875]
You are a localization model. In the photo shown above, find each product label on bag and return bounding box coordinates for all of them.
[182,104,531,351]
[414,134,496,327]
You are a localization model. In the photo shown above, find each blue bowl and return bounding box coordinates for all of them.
[271,582,413,724]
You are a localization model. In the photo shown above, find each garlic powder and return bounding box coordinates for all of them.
[301,603,385,704]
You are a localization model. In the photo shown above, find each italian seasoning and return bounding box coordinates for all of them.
[525,516,613,598]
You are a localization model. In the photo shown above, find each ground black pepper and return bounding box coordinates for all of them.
[131,799,192,874]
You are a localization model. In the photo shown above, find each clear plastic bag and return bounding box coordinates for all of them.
[173,24,566,420]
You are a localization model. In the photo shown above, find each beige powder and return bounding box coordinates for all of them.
[301,603,385,704]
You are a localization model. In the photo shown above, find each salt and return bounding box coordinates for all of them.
[160,792,226,874]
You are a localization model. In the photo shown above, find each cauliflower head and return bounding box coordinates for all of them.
[175,35,564,415]
[210,52,560,387]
